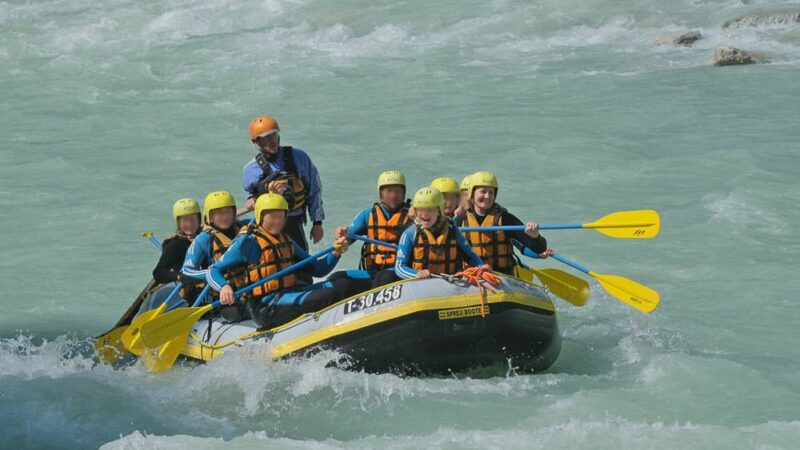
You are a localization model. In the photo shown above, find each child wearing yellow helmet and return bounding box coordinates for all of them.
[454,171,552,276]
[391,187,485,281]
[430,177,461,218]
[328,171,414,298]
[207,194,351,328]
[151,198,202,286]
[140,198,203,313]
[180,191,247,309]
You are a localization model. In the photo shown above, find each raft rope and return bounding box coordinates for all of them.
[453,267,502,317]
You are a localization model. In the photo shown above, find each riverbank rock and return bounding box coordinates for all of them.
[722,10,800,29]
[654,30,703,47]
[711,46,769,66]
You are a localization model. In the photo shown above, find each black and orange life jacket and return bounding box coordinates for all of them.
[185,225,242,301]
[361,201,411,270]
[410,219,462,275]
[238,225,297,299]
[206,224,241,264]
[255,146,308,213]
[463,204,515,275]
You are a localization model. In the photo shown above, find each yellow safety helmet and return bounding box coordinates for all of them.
[460,174,474,191]
[376,170,406,195]
[203,191,237,225]
[249,116,280,141]
[412,187,444,213]
[468,171,499,199]
[430,177,460,195]
[254,193,289,222]
[172,198,200,221]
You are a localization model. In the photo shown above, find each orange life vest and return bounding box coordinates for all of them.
[240,225,297,298]
[361,202,411,270]
[411,219,462,275]
[464,205,515,274]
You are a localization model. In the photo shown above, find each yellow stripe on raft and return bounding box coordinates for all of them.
[179,290,554,363]
[268,291,554,360]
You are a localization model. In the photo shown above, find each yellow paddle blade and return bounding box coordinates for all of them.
[533,268,591,306]
[121,302,167,356]
[590,272,660,313]
[142,336,188,373]
[583,209,660,239]
[94,326,129,364]
[140,304,212,349]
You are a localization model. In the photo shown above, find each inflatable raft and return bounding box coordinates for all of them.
[144,272,560,375]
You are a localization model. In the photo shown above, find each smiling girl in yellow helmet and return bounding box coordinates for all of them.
[392,187,486,280]
[454,171,552,276]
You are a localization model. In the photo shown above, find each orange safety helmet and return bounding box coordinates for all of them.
[249,116,280,141]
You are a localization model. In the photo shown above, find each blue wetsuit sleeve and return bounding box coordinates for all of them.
[292,148,325,223]
[455,229,483,267]
[292,241,340,277]
[207,235,260,291]
[242,159,262,199]
[346,207,372,243]
[181,232,212,280]
[394,227,418,279]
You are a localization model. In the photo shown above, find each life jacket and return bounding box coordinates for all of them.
[238,224,297,299]
[184,225,241,301]
[463,204,515,274]
[255,146,308,214]
[360,201,411,270]
[410,219,462,275]
[205,224,241,264]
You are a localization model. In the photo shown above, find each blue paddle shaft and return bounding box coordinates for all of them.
[149,236,162,250]
[349,233,399,250]
[458,223,582,232]
[202,246,338,310]
[550,253,591,275]
[191,284,211,308]
[517,241,591,275]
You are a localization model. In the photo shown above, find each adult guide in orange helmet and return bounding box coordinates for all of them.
[242,115,325,255]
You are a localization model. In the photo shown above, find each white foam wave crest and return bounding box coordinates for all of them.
[101,418,800,449]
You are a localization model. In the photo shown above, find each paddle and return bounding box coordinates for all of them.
[142,231,162,250]
[458,209,660,239]
[139,283,210,371]
[349,233,398,249]
[512,243,590,306]
[138,244,341,371]
[548,252,659,313]
[121,282,183,355]
[94,233,165,364]
[351,233,591,307]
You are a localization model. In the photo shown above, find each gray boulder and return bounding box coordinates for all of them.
[711,46,769,66]
[654,30,703,47]
[722,10,800,29]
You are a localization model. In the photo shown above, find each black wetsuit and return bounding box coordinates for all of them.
[152,235,193,284]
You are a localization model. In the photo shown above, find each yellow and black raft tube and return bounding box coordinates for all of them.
[165,272,561,375]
